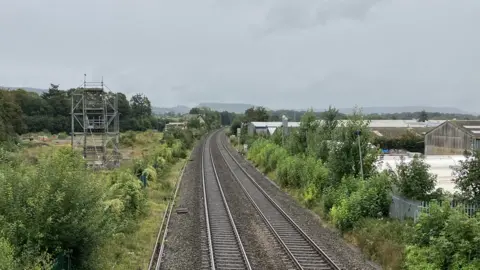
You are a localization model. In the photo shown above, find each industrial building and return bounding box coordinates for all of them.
[247,119,445,137]
[247,122,300,136]
[424,120,480,155]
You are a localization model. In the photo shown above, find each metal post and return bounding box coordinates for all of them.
[356,130,364,179]
[71,91,74,149]
[282,115,288,147]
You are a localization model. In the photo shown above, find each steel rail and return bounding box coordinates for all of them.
[202,133,216,270]
[217,133,342,270]
[147,201,170,270]
[208,132,252,270]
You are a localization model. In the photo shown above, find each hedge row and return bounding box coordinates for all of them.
[247,138,391,232]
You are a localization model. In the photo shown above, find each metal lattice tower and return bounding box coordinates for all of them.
[71,75,120,169]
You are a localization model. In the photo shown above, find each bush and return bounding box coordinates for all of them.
[389,155,437,201]
[56,132,68,140]
[120,131,137,147]
[276,155,304,188]
[0,237,16,269]
[266,147,288,174]
[405,202,480,269]
[330,173,392,231]
[0,147,109,268]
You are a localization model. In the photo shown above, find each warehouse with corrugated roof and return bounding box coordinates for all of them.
[424,120,480,155]
[247,119,445,138]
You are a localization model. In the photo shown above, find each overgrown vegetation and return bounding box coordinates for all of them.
[0,125,208,269]
[239,107,480,269]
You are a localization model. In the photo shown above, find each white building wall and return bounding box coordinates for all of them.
[378,155,466,193]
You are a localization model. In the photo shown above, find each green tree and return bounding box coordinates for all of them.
[315,106,340,162]
[454,150,480,202]
[189,107,201,114]
[0,90,25,141]
[244,106,269,122]
[130,93,152,117]
[187,117,201,129]
[41,84,70,116]
[298,109,318,155]
[202,108,220,131]
[220,111,235,126]
[418,110,429,122]
[327,107,378,182]
[389,155,437,200]
[230,118,242,135]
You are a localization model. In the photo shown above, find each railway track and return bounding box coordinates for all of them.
[212,132,342,270]
[201,131,252,270]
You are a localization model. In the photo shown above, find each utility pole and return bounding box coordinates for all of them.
[282,115,288,147]
[355,130,364,179]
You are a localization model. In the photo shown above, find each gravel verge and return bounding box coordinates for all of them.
[211,135,294,270]
[221,134,382,270]
[160,139,204,270]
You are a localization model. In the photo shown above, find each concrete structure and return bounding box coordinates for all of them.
[424,120,480,155]
[71,76,120,169]
[378,155,466,193]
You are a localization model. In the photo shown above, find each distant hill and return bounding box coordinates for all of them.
[152,105,190,115]
[2,87,473,116]
[198,102,258,113]
[335,106,473,115]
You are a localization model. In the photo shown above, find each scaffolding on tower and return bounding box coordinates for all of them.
[71,75,120,169]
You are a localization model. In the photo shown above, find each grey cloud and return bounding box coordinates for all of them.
[0,0,479,112]
[262,0,385,34]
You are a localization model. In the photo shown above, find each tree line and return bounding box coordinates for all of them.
[0,85,162,142]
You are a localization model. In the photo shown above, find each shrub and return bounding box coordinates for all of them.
[0,237,16,269]
[257,142,277,171]
[276,155,304,188]
[56,132,68,140]
[330,173,392,231]
[389,155,437,201]
[120,131,137,146]
[266,146,288,173]
[322,175,360,214]
[301,181,319,208]
[0,147,109,268]
[406,202,480,269]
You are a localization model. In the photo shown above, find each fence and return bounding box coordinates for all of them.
[389,195,422,222]
[417,200,479,218]
[389,194,480,222]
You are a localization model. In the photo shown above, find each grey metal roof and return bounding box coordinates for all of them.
[251,120,446,129]
[250,121,300,128]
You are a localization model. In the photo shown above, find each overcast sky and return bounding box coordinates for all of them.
[0,0,479,111]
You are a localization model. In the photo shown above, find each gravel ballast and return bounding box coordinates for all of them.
[221,134,381,270]
[211,135,294,270]
[160,139,204,270]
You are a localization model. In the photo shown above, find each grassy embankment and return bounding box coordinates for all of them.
[92,131,190,269]
[18,131,191,269]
